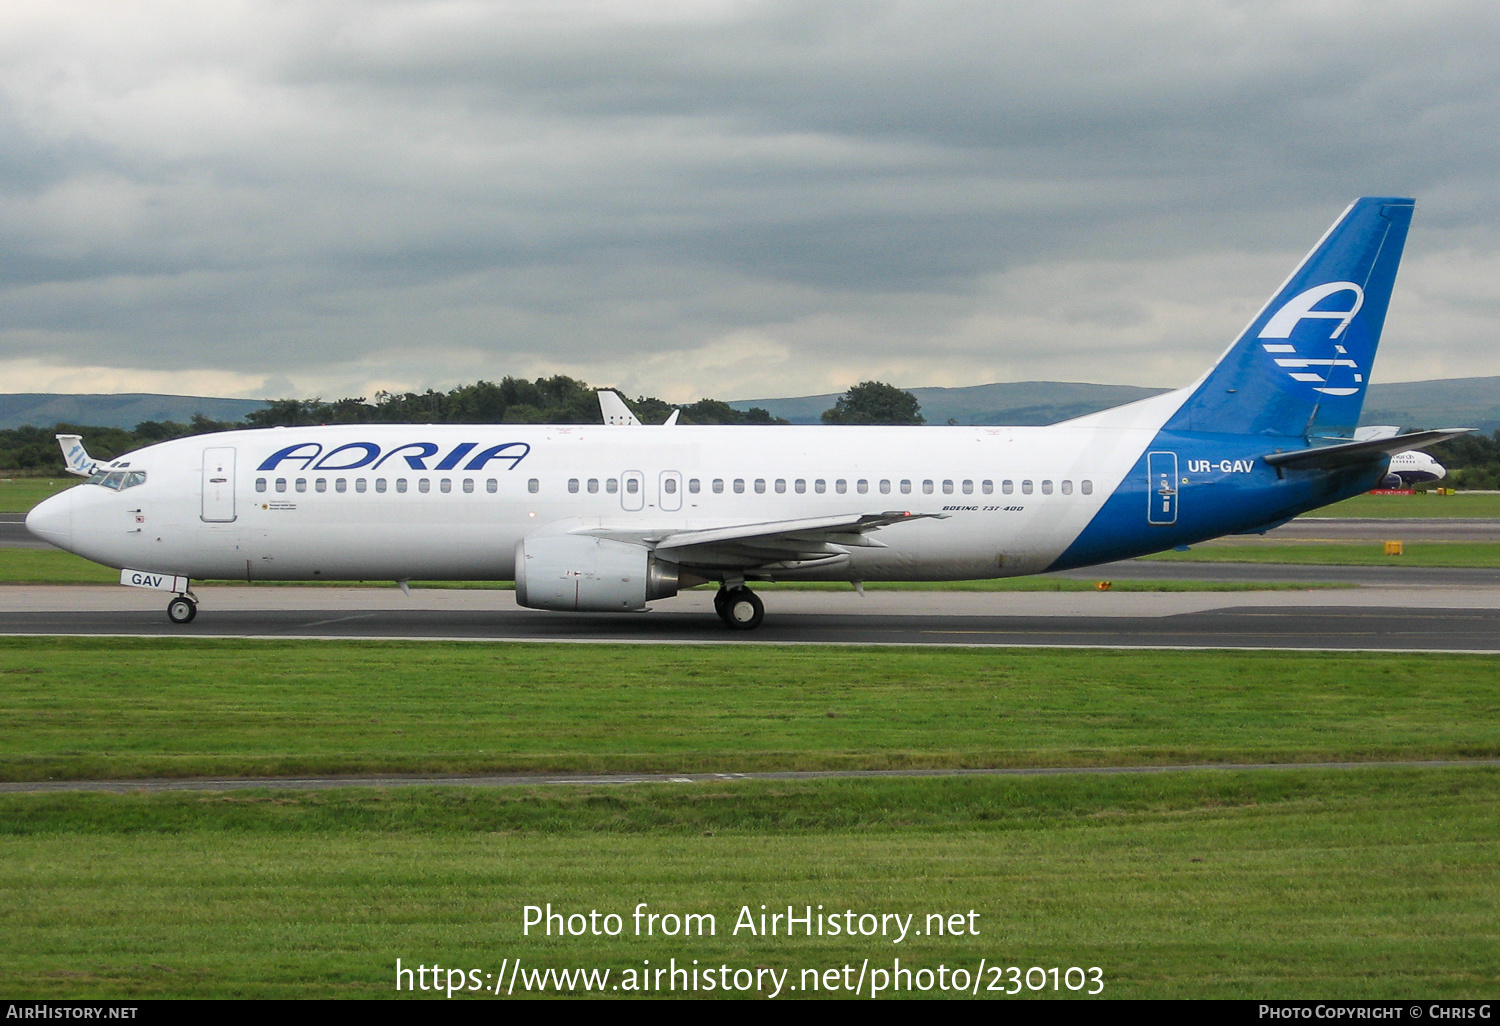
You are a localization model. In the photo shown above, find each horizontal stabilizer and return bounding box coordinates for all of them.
[1262,428,1471,471]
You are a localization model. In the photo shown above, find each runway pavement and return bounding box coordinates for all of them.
[3,583,1498,651]
[0,513,47,548]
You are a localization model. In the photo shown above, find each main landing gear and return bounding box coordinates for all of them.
[714,585,764,630]
[166,593,198,624]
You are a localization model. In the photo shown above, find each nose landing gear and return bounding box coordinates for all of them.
[714,585,764,630]
[167,594,198,624]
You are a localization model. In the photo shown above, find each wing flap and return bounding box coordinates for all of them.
[585,511,943,570]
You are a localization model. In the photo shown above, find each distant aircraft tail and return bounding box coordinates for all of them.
[55,434,99,477]
[1165,197,1414,439]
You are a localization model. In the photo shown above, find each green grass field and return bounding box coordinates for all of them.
[1,770,1496,998]
[3,640,1498,998]
[3,640,1497,781]
[1312,491,1500,518]
[1141,541,1500,567]
[0,477,76,511]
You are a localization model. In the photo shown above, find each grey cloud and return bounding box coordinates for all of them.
[1,1,1498,398]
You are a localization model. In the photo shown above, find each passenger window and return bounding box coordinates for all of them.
[530,479,541,494]
[1061,480,1073,495]
[815,479,825,493]
[1082,480,1093,495]
[688,479,700,494]
[774,479,786,494]
[962,480,973,494]
[857,479,868,494]
[1041,480,1053,495]
[463,478,474,493]
[276,478,287,493]
[1002,480,1013,495]
[587,478,599,493]
[795,479,806,494]
[713,479,724,494]
[879,480,891,494]
[900,480,912,494]
[982,480,993,494]
[943,480,954,494]
[625,478,638,494]
[418,478,431,493]
[1021,480,1033,495]
[487,479,498,493]
[356,478,368,493]
[256,478,267,493]
[315,478,327,493]
[836,480,847,494]
[734,479,745,494]
[375,479,387,493]
[606,479,618,494]
[336,478,347,493]
[441,479,452,493]
[664,478,677,494]
[754,479,766,494]
[568,479,580,493]
[395,479,407,493]
[922,480,933,494]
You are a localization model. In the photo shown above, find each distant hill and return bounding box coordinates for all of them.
[730,377,1500,433]
[729,382,1169,426]
[0,393,268,431]
[1359,377,1500,435]
[2,376,1495,434]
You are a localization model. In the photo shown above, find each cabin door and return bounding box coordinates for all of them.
[201,447,237,523]
[1147,451,1178,525]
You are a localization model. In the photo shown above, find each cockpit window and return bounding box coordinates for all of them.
[86,470,146,491]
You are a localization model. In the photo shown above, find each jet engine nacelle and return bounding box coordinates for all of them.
[514,535,679,612]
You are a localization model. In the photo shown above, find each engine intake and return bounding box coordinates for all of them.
[514,535,679,612]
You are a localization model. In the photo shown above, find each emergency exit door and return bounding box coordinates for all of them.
[201,447,237,523]
[1147,451,1178,525]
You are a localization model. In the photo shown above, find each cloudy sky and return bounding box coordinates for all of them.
[2,0,1498,403]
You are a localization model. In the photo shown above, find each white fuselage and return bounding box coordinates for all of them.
[34,417,1164,584]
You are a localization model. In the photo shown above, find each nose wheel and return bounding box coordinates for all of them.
[167,595,198,624]
[714,586,764,630]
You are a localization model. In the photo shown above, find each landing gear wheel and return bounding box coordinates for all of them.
[167,596,197,624]
[718,587,763,630]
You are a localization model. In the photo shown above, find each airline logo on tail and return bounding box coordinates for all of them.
[1258,281,1366,397]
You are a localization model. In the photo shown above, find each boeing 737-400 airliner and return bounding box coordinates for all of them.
[27,197,1469,628]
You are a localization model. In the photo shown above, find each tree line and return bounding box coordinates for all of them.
[0,375,802,472]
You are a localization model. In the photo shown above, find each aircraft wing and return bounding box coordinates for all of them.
[593,511,944,570]
[1262,429,1471,471]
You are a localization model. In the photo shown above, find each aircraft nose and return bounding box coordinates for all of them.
[26,490,74,549]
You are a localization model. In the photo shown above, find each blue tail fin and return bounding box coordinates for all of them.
[1166,197,1414,439]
